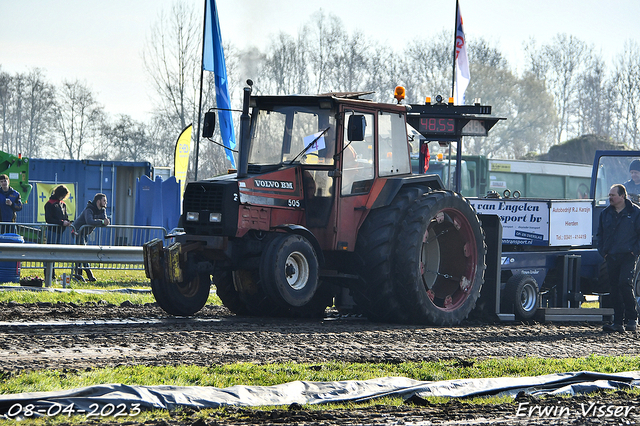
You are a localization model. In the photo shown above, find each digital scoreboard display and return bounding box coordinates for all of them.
[418,117,456,134]
[415,117,489,137]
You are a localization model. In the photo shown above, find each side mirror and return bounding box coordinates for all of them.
[202,111,216,138]
[347,115,366,141]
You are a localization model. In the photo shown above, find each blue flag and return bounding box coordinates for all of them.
[203,0,236,168]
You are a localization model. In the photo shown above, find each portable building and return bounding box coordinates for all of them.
[18,159,152,225]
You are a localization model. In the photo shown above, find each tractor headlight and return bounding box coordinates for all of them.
[209,213,222,222]
[186,212,199,221]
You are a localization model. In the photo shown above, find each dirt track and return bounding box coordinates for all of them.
[1,301,640,425]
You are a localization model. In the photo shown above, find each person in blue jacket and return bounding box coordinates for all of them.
[0,174,22,229]
[597,184,640,333]
[73,193,110,281]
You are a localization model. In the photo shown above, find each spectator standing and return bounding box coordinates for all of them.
[73,193,110,281]
[44,185,71,244]
[0,174,22,231]
[597,184,640,333]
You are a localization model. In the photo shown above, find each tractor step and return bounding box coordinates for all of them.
[536,307,614,322]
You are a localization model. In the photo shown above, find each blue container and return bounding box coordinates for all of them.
[20,158,152,225]
[0,233,23,283]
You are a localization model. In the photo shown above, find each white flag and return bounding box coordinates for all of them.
[454,2,470,105]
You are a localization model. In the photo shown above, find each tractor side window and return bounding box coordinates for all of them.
[378,112,411,177]
[342,113,374,196]
[250,110,287,164]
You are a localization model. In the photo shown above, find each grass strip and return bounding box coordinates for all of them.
[2,355,640,394]
[0,269,221,306]
[0,290,220,306]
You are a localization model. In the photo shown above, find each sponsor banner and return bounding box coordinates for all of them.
[549,200,593,246]
[470,199,549,246]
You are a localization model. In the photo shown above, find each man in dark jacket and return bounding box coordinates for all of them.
[73,193,110,281]
[0,174,22,227]
[625,160,640,197]
[597,184,640,332]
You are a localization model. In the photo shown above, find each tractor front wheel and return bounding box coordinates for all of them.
[151,272,211,316]
[261,234,320,308]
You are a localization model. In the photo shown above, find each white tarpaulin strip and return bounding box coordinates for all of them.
[1,371,639,419]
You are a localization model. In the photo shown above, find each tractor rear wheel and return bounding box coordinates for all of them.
[352,185,427,323]
[151,272,211,316]
[232,268,283,317]
[213,269,250,315]
[394,190,485,325]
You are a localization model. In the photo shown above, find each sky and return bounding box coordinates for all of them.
[2,0,639,123]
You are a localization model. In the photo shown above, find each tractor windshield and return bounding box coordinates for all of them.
[249,106,336,166]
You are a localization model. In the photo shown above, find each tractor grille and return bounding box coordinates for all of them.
[184,183,224,212]
[183,181,238,236]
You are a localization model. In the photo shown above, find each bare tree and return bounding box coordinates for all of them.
[53,80,104,159]
[610,41,640,148]
[0,69,18,154]
[576,55,612,137]
[143,0,244,179]
[262,32,309,95]
[97,115,151,162]
[329,30,371,93]
[525,34,592,144]
[477,70,557,158]
[143,0,200,134]
[399,31,452,103]
[146,114,180,167]
[306,10,345,94]
[0,67,56,157]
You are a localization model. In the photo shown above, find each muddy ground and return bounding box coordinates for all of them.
[1,301,640,425]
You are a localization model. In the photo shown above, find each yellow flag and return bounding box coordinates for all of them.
[36,183,76,222]
[174,124,192,198]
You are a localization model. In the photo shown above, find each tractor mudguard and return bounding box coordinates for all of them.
[370,175,444,210]
[272,224,325,267]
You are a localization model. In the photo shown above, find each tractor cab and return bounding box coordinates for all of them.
[232,90,413,253]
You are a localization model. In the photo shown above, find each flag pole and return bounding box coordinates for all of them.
[452,0,461,193]
[194,0,208,182]
[451,0,459,100]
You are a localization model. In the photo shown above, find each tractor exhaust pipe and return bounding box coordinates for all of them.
[237,80,253,178]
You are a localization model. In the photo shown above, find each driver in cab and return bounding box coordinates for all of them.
[624,159,640,198]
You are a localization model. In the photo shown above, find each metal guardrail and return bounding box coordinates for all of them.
[77,225,168,247]
[0,222,168,276]
[0,222,167,245]
[0,243,143,287]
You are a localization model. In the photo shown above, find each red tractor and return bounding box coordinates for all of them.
[144,82,494,325]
